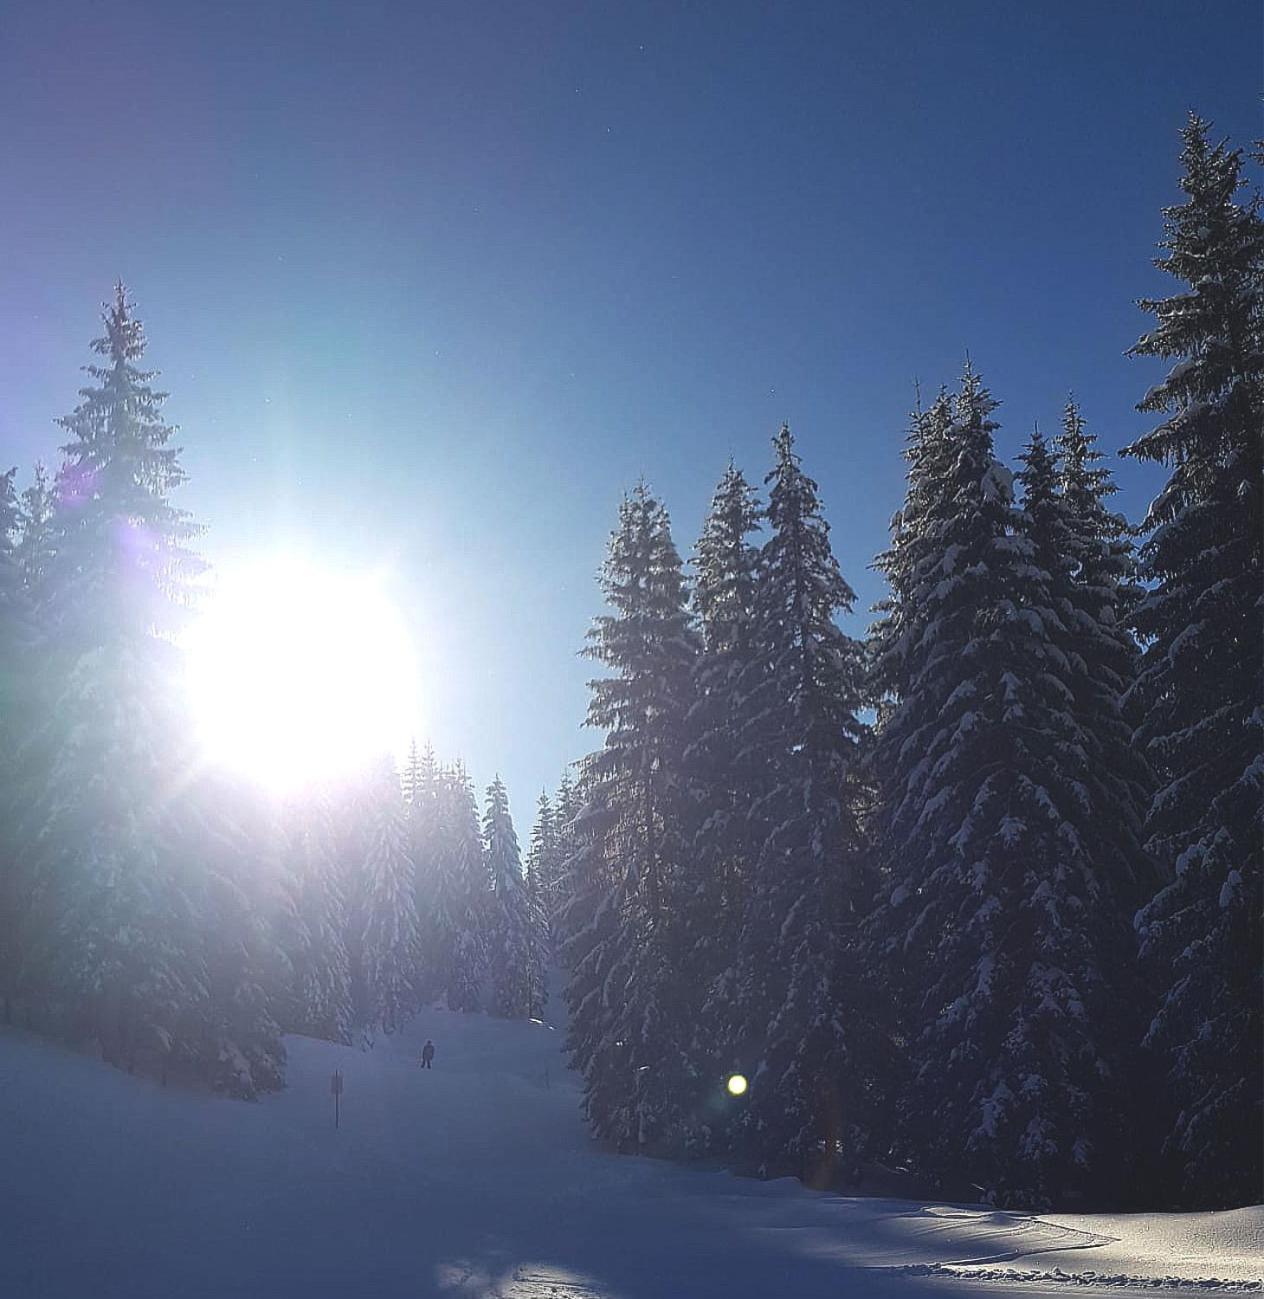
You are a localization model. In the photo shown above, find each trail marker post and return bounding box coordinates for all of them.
[331,1069,343,1129]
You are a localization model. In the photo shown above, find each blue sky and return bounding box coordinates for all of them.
[1,0,1260,821]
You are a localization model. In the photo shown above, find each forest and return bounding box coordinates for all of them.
[0,114,1258,1215]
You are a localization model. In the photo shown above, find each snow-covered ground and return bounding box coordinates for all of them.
[1,997,1259,1298]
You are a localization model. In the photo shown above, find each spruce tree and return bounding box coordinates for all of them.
[431,763,489,1012]
[15,461,55,601]
[523,836,550,1019]
[1122,116,1263,1206]
[191,779,287,1095]
[354,758,420,1039]
[565,483,698,1153]
[549,769,582,952]
[725,426,876,1181]
[686,462,763,983]
[0,467,32,1023]
[24,285,216,1079]
[526,789,562,969]
[678,462,765,1156]
[406,740,442,1000]
[871,369,1139,1207]
[485,776,532,1017]
[869,390,955,715]
[286,793,353,1044]
[1048,401,1156,906]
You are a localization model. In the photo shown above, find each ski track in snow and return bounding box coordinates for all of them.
[1,992,1260,1299]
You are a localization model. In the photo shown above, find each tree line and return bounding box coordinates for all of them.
[555,116,1261,1211]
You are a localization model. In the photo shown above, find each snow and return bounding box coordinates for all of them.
[1,994,1259,1298]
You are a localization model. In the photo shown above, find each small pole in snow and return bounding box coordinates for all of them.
[331,1069,343,1129]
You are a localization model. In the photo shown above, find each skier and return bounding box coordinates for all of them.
[421,1040,435,1070]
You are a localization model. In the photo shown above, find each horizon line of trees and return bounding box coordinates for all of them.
[555,114,1261,1213]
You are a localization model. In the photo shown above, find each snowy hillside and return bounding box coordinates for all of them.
[1,1001,1259,1298]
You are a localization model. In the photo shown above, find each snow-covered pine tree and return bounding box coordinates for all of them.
[23,285,216,1080]
[484,777,532,1018]
[15,461,56,602]
[405,740,442,1000]
[723,426,877,1183]
[868,389,955,716]
[0,467,33,1023]
[285,791,353,1044]
[432,762,490,1012]
[686,463,763,980]
[870,369,1146,1208]
[189,777,287,1096]
[526,790,557,945]
[1122,115,1263,1207]
[401,738,422,806]
[566,483,698,1154]
[548,769,582,952]
[673,461,765,1156]
[354,758,420,1040]
[1047,401,1156,907]
[523,829,550,1020]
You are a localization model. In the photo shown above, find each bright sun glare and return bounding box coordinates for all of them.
[186,555,418,791]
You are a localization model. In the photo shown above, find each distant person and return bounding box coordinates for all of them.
[421,1040,435,1070]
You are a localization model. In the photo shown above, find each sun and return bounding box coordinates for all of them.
[185,554,418,791]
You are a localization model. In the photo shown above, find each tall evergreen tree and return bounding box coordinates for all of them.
[1122,116,1263,1206]
[485,776,532,1018]
[724,426,876,1181]
[1047,401,1156,904]
[432,763,490,1012]
[549,769,582,952]
[15,461,56,601]
[526,790,563,962]
[0,467,32,1023]
[565,483,698,1153]
[22,285,221,1080]
[686,462,764,985]
[407,741,443,1000]
[869,390,955,715]
[870,369,1139,1207]
[523,832,550,1020]
[285,793,353,1044]
[354,758,420,1040]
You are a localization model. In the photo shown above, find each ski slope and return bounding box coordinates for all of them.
[1,997,1259,1298]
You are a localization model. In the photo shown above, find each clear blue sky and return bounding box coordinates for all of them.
[1,0,1260,823]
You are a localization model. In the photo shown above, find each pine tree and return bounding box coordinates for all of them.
[523,836,550,1020]
[431,763,489,1012]
[485,776,532,1018]
[0,467,33,1023]
[22,285,218,1080]
[565,483,698,1153]
[724,426,876,1181]
[286,793,353,1044]
[353,758,420,1040]
[526,789,563,969]
[1122,116,1263,1206]
[191,778,287,1096]
[870,369,1140,1207]
[549,769,582,952]
[686,462,764,984]
[1048,401,1156,907]
[869,390,955,714]
[405,741,442,1000]
[15,461,56,602]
